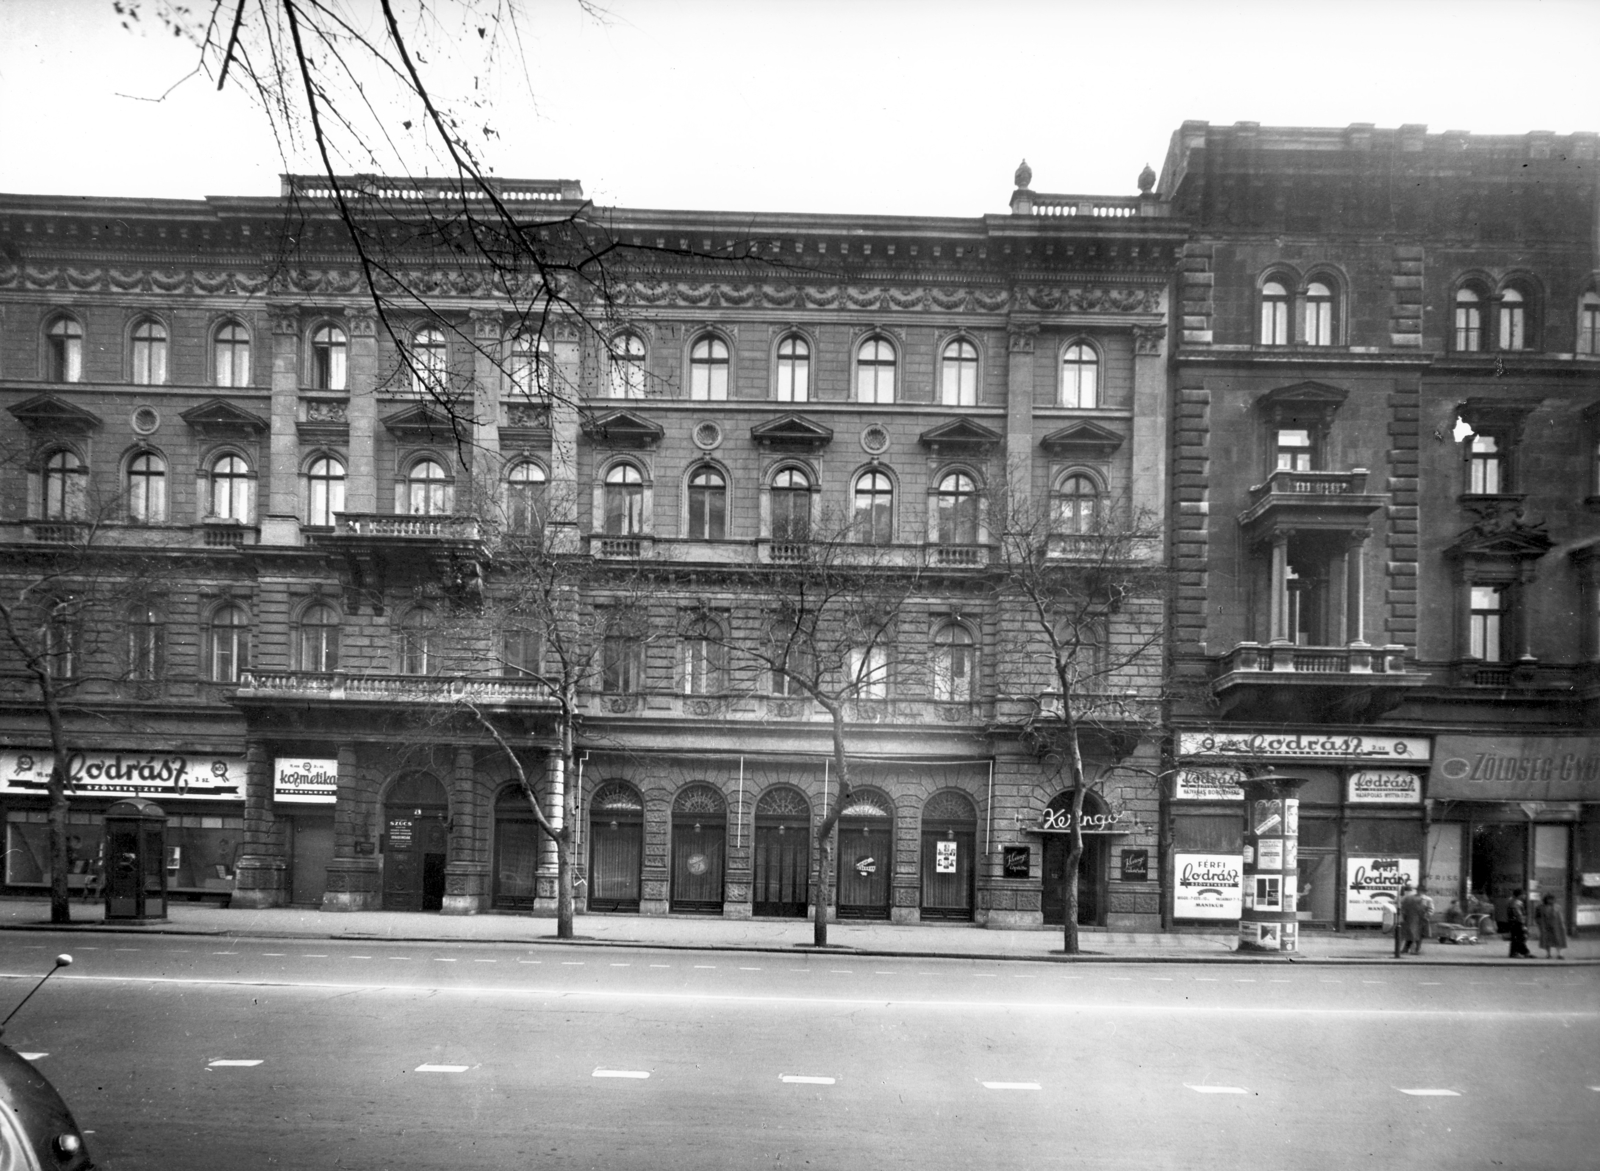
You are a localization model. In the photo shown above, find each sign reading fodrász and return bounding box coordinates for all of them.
[1179,731,1431,765]
[0,750,245,801]
[1346,770,1422,804]
[1345,856,1419,923]
[273,758,338,805]
[1174,853,1243,920]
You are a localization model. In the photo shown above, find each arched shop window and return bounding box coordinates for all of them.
[753,786,810,918]
[493,784,540,909]
[670,785,727,913]
[588,782,644,912]
[835,789,892,920]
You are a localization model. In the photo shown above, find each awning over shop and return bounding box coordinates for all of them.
[1429,733,1600,802]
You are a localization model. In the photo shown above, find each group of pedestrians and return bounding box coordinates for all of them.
[1396,882,1568,959]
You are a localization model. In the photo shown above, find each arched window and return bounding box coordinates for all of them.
[1060,342,1098,408]
[853,471,894,545]
[934,472,978,545]
[126,601,163,682]
[45,316,83,383]
[127,452,166,523]
[311,325,347,390]
[506,461,547,534]
[306,456,346,527]
[856,336,896,404]
[213,320,251,387]
[399,607,436,675]
[681,616,726,696]
[609,332,646,399]
[1579,291,1600,356]
[941,338,979,406]
[689,335,729,401]
[1454,285,1484,352]
[687,465,726,540]
[1497,286,1527,352]
[1304,280,1336,346]
[1052,474,1101,534]
[208,603,250,682]
[39,599,78,680]
[209,454,252,522]
[776,334,810,403]
[406,457,450,516]
[297,603,340,673]
[932,622,976,703]
[410,326,447,394]
[603,463,645,536]
[1259,281,1290,347]
[771,468,811,542]
[41,450,86,520]
[131,318,168,385]
[508,333,551,398]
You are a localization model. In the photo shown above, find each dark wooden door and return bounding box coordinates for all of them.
[290,816,335,906]
[383,810,446,911]
[670,820,725,912]
[753,821,809,917]
[836,823,891,919]
[1042,835,1106,926]
[589,818,642,911]
[418,817,447,912]
[920,829,974,921]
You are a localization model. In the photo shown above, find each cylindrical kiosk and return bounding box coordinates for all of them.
[1237,775,1305,953]
[103,798,168,922]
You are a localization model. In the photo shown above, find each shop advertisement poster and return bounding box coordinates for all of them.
[1256,838,1284,871]
[1173,768,1245,801]
[935,840,958,874]
[1254,874,1282,911]
[1253,799,1283,836]
[1240,921,1283,950]
[1284,798,1299,837]
[1283,839,1298,873]
[1345,856,1419,923]
[1175,853,1243,919]
[273,758,338,804]
[1347,770,1422,804]
[0,750,245,801]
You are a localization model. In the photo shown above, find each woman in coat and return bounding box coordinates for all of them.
[1534,893,1568,959]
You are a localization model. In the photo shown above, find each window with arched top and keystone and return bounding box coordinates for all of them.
[1303,278,1338,346]
[769,467,813,542]
[931,621,977,702]
[1578,290,1600,356]
[1259,279,1292,347]
[130,317,168,386]
[208,453,253,522]
[852,470,894,545]
[207,602,251,682]
[1060,341,1099,408]
[404,456,452,516]
[213,320,252,388]
[856,336,897,404]
[608,332,647,399]
[310,324,348,390]
[296,601,341,673]
[603,462,646,536]
[940,337,979,406]
[775,333,810,402]
[126,451,167,524]
[1051,472,1102,535]
[306,455,346,526]
[409,326,447,394]
[40,449,87,520]
[45,315,84,383]
[506,460,547,534]
[686,464,726,540]
[689,334,730,401]
[934,471,979,545]
[1453,280,1489,352]
[1496,279,1539,352]
[398,606,437,675]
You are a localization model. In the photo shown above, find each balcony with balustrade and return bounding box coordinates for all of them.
[233,670,555,709]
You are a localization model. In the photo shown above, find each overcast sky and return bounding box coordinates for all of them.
[2,0,1596,218]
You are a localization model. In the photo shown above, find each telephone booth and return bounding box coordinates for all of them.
[104,798,168,921]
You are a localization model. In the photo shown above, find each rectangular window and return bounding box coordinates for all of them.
[503,629,542,678]
[683,637,724,696]
[1468,586,1505,661]
[602,634,644,694]
[1468,435,1503,494]
[1274,428,1314,472]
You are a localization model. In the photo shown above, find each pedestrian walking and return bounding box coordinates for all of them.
[1506,888,1533,958]
[1534,893,1568,959]
[1398,884,1428,955]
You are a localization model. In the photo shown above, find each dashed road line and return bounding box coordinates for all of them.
[1148,977,1173,982]
[433,958,457,963]
[17,1052,47,1061]
[1186,1084,1247,1094]
[610,963,631,968]
[210,951,236,956]
[982,1081,1041,1091]
[262,953,285,957]
[209,1059,262,1068]
[1194,977,1219,982]
[1234,979,1256,984]
[741,967,763,972]
[474,959,497,964]
[416,1064,470,1073]
[303,954,329,959]
[1420,981,1441,986]
[518,960,541,965]
[649,964,670,969]
[561,962,584,966]
[694,965,716,970]
[781,1074,836,1085]
[1398,1088,1460,1097]
[349,956,372,960]
[829,970,853,974]
[593,1068,650,1079]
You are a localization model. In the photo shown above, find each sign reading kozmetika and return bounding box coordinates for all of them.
[273,758,338,805]
[0,750,245,800]
[1179,730,1431,764]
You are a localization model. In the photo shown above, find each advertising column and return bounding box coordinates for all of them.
[1238,775,1304,953]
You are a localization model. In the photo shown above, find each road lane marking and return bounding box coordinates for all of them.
[1588,1086,1600,1092]
[209,1059,262,1068]
[433,958,457,963]
[561,962,584,967]
[593,1069,649,1079]
[741,967,763,972]
[17,1052,47,1060]
[1149,977,1173,981]
[1361,981,1386,985]
[303,955,328,959]
[1420,982,1441,986]
[115,948,141,952]
[474,960,497,964]
[649,964,670,969]
[1268,979,1290,984]
[519,960,541,965]
[694,965,716,970]
[829,970,853,974]
[610,963,630,968]
[350,956,372,960]
[262,953,285,957]
[389,957,411,961]
[1108,977,1131,982]
[1186,1084,1248,1094]
[1398,1088,1460,1097]
[1194,978,1218,982]
[1013,974,1036,979]
[983,1081,1041,1090]
[416,1064,470,1073]
[781,1074,836,1085]
[211,951,237,956]
[1233,979,1256,984]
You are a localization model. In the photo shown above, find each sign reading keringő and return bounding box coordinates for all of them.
[273,758,338,805]
[0,750,245,801]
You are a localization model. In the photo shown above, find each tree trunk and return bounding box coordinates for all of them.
[1060,777,1087,955]
[810,706,854,949]
[812,830,831,948]
[554,694,578,939]
[42,678,71,924]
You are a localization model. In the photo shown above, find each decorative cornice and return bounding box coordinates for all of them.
[0,263,268,296]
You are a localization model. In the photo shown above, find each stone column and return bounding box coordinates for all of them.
[1346,530,1369,645]
[548,326,583,553]
[322,744,380,910]
[1129,322,1168,529]
[442,745,489,914]
[260,308,304,546]
[1237,774,1306,953]
[533,750,562,915]
[232,739,289,907]
[1269,534,1292,644]
[345,309,379,514]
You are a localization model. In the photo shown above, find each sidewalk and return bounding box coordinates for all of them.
[4,898,1595,965]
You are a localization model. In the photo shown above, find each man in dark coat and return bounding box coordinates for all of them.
[1506,889,1533,958]
[1398,884,1429,954]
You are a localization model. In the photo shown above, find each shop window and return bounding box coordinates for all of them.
[603,463,645,536]
[941,338,978,407]
[296,602,340,673]
[208,603,250,682]
[681,616,727,696]
[689,334,729,401]
[213,320,252,387]
[1467,585,1507,661]
[125,602,163,681]
[410,326,447,394]
[503,627,542,678]
[506,461,547,534]
[849,644,890,699]
[126,452,166,524]
[1453,283,1486,352]
[1060,342,1099,408]
[775,334,810,403]
[130,318,168,385]
[406,457,451,516]
[608,331,646,399]
[856,336,896,404]
[687,465,726,540]
[770,467,812,542]
[398,607,436,675]
[306,456,346,527]
[853,470,894,545]
[932,621,976,702]
[1259,280,1291,347]
[311,324,348,390]
[208,453,253,522]
[46,315,84,383]
[935,471,978,545]
[1050,473,1100,535]
[1579,291,1600,356]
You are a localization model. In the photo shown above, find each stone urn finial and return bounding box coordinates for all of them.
[1137,163,1156,194]
[1014,159,1033,190]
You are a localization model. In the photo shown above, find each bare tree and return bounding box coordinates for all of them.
[691,509,927,948]
[991,478,1167,954]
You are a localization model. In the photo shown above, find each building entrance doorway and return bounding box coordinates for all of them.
[1039,788,1115,927]
[753,786,810,918]
[670,785,726,913]
[289,814,334,906]
[588,782,643,912]
[920,790,976,921]
[836,790,892,920]
[381,773,448,912]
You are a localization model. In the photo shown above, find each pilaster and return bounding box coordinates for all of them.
[346,309,379,513]
[260,308,304,546]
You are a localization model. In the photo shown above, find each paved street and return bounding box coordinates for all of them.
[3,931,1597,1170]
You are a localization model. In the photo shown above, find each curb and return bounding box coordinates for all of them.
[2,920,1593,967]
